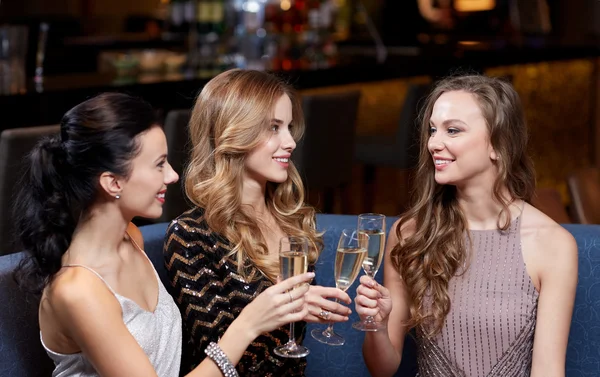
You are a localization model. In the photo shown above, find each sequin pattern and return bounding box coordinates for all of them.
[163,207,307,376]
[417,215,539,377]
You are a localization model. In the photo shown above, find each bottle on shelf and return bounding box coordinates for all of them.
[182,0,341,75]
[333,0,351,40]
[210,0,226,35]
[169,0,186,34]
[197,0,212,35]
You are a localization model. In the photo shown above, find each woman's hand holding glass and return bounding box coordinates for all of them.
[353,213,387,331]
[236,272,314,341]
[274,236,312,358]
[311,228,366,346]
[354,275,393,326]
[302,285,351,323]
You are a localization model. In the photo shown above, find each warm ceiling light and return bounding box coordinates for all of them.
[454,0,495,12]
[281,0,291,11]
[458,40,481,46]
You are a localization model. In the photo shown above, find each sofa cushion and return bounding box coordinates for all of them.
[0,253,54,377]
[563,224,600,377]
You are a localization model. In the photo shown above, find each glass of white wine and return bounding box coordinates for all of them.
[310,228,367,345]
[274,236,310,358]
[353,213,386,332]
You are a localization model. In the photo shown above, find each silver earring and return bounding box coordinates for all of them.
[115,195,120,199]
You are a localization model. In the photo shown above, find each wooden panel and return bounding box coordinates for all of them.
[594,58,600,167]
[486,59,595,203]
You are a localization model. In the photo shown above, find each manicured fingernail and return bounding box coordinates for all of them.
[308,272,315,277]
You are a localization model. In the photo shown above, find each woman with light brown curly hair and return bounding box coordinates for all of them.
[355,75,577,377]
[163,69,352,377]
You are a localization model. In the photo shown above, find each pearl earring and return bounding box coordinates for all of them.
[115,195,121,199]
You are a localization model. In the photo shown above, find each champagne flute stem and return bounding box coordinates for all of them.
[324,298,339,334]
[288,322,296,346]
[325,323,334,333]
[365,273,376,324]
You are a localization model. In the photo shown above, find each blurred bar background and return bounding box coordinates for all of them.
[0,0,599,252]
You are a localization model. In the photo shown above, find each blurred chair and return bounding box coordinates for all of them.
[0,125,60,256]
[354,83,431,213]
[567,167,600,224]
[158,109,192,223]
[294,91,362,214]
[531,187,571,224]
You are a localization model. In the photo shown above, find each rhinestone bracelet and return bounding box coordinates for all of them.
[204,342,239,377]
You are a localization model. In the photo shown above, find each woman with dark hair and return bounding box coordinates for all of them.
[355,75,577,377]
[14,92,313,377]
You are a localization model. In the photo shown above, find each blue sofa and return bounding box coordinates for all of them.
[1,214,599,377]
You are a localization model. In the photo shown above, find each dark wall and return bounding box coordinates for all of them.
[378,0,599,44]
[549,0,599,39]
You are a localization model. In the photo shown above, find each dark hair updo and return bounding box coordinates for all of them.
[14,92,157,294]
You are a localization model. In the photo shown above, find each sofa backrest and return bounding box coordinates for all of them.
[562,224,600,376]
[0,253,54,376]
[1,216,599,377]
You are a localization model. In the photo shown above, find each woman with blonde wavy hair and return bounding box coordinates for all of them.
[355,75,577,377]
[163,69,352,377]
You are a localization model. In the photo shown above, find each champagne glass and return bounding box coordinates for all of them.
[274,236,310,358]
[353,213,386,331]
[311,228,367,345]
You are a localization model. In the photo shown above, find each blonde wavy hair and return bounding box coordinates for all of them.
[390,75,536,337]
[185,69,322,282]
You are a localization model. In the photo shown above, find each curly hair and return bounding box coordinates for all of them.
[390,75,536,337]
[185,69,322,282]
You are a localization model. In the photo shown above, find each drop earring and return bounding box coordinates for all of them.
[115,195,121,199]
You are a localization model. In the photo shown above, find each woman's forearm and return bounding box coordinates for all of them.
[186,318,256,377]
[363,330,402,377]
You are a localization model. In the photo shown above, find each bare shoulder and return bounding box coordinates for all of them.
[127,222,144,249]
[45,267,121,325]
[522,204,578,275]
[41,266,159,376]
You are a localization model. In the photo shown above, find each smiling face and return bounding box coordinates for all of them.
[243,94,296,187]
[118,126,179,219]
[427,90,498,187]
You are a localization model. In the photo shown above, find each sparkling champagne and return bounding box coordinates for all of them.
[359,230,385,278]
[335,247,367,291]
[279,251,308,281]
